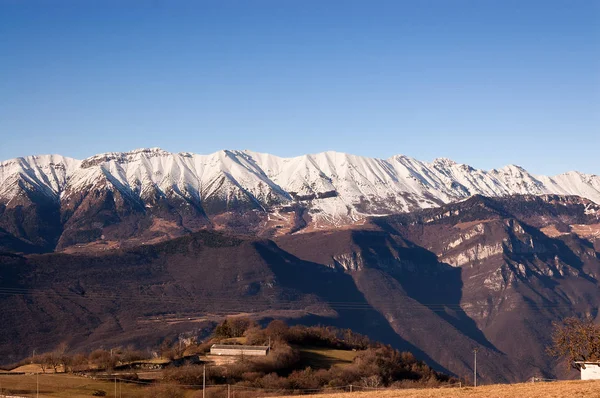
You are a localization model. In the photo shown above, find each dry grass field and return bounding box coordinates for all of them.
[2,373,599,398]
[0,374,149,397]
[8,364,47,373]
[271,380,600,398]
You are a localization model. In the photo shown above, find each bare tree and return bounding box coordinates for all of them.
[89,349,116,371]
[55,342,71,372]
[48,352,62,373]
[547,317,600,369]
[122,345,148,363]
[361,375,383,388]
[265,320,289,342]
[39,353,50,373]
[70,353,88,372]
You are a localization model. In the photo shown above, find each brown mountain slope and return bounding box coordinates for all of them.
[0,230,426,373]
[1,195,599,384]
[275,195,600,381]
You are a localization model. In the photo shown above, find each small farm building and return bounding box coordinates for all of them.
[210,344,269,356]
[575,362,600,380]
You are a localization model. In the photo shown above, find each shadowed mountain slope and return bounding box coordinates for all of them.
[1,195,599,384]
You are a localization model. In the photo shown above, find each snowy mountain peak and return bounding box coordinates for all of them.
[80,147,172,168]
[431,157,458,168]
[498,164,528,174]
[1,149,599,232]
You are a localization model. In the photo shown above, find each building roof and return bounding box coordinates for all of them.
[211,344,269,351]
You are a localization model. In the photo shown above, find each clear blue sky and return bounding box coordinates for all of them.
[0,0,598,175]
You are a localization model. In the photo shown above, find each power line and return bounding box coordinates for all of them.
[0,286,584,312]
[27,373,464,391]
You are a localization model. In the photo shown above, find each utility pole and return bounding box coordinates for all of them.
[37,372,39,398]
[114,376,117,398]
[203,364,206,398]
[473,348,479,387]
[228,383,231,398]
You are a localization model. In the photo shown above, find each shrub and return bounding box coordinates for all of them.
[244,326,268,345]
[250,343,300,374]
[163,365,205,385]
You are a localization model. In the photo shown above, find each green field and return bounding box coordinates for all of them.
[296,346,360,369]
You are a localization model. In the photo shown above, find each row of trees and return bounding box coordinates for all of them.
[34,344,153,373]
[214,318,371,350]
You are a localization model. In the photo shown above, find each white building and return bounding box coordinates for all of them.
[210,344,269,357]
[575,362,600,380]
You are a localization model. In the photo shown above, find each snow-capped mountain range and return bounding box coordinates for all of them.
[3,149,600,383]
[1,147,599,251]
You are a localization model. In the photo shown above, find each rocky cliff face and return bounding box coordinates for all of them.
[276,195,600,381]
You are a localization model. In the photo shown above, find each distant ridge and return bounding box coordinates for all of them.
[0,148,599,251]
